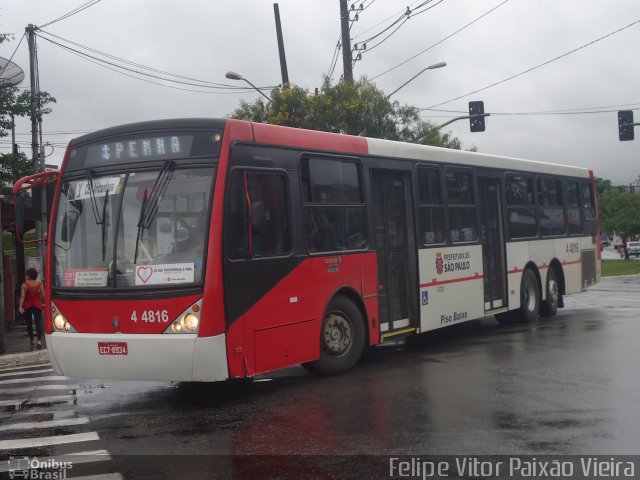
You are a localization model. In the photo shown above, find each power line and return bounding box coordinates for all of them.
[424,17,640,109]
[39,0,104,29]
[353,0,446,63]
[39,29,252,89]
[36,32,277,94]
[371,0,511,80]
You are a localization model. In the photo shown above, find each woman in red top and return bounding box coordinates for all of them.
[18,267,45,349]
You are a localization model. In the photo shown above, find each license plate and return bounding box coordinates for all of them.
[98,342,128,356]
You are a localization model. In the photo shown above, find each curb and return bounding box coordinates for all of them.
[0,349,50,370]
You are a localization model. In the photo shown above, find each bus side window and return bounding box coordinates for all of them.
[417,166,444,245]
[224,170,291,260]
[506,174,537,239]
[446,169,477,243]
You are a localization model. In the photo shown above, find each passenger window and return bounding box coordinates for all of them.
[582,182,596,219]
[417,166,444,245]
[506,174,537,239]
[224,170,291,259]
[446,169,477,243]
[301,158,367,252]
[565,180,583,235]
[537,177,565,237]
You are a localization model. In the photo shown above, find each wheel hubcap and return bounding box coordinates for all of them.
[323,313,353,357]
[525,280,536,312]
[549,279,558,306]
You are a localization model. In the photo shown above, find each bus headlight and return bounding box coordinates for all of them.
[163,300,202,334]
[53,314,66,330]
[51,303,77,333]
[180,314,199,332]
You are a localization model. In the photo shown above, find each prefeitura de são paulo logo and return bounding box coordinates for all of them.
[435,252,444,274]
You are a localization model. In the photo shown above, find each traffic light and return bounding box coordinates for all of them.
[469,101,485,132]
[618,110,634,141]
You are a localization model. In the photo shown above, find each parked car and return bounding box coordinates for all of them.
[623,241,640,257]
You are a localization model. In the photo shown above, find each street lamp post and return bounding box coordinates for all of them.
[386,61,447,99]
[225,71,272,103]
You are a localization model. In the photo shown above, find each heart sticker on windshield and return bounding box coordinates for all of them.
[137,266,153,284]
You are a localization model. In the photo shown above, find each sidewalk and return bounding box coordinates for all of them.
[0,320,50,369]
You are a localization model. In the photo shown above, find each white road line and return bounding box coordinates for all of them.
[0,368,53,378]
[0,394,76,409]
[26,394,76,405]
[0,450,112,473]
[0,417,89,432]
[0,363,51,374]
[0,431,99,450]
[0,384,79,395]
[0,375,68,385]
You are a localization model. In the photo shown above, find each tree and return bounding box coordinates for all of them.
[231,77,466,150]
[599,188,640,259]
[0,86,56,195]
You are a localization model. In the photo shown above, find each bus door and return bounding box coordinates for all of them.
[371,170,418,338]
[478,176,507,311]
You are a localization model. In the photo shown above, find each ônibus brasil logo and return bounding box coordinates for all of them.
[435,252,444,275]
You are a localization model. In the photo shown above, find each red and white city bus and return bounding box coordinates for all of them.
[14,118,600,382]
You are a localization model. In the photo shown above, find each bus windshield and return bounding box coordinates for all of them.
[53,166,216,289]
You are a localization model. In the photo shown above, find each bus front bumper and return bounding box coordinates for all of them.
[46,332,229,382]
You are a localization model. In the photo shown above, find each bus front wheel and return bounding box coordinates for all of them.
[518,268,540,323]
[303,296,366,376]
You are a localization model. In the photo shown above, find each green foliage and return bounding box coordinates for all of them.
[231,77,464,150]
[601,259,640,277]
[0,152,33,195]
[599,188,640,258]
[0,65,56,193]
[596,177,613,196]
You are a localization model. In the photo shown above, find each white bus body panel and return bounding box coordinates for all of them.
[418,245,484,332]
[47,333,228,382]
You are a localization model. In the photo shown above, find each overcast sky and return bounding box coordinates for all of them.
[2,0,639,184]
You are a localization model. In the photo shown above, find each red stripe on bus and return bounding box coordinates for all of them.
[507,259,582,275]
[420,273,483,288]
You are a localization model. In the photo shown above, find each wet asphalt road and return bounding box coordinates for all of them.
[3,275,640,478]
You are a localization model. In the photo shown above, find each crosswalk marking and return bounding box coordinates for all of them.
[0,384,79,395]
[0,363,51,374]
[0,375,68,385]
[0,416,89,432]
[0,431,99,450]
[0,394,76,410]
[0,368,122,479]
[0,368,53,378]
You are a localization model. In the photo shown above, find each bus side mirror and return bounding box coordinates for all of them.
[16,196,25,238]
[61,211,80,243]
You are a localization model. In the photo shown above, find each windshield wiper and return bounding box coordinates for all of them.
[133,161,175,264]
[101,190,110,261]
[86,170,106,226]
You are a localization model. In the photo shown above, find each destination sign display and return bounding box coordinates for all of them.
[87,135,194,163]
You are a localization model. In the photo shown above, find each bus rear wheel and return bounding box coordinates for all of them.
[303,296,366,376]
[517,268,540,323]
[540,268,560,317]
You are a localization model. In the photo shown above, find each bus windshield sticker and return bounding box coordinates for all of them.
[70,176,122,201]
[63,268,108,287]
[134,263,195,286]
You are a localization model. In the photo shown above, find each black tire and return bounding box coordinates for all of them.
[540,268,560,317]
[516,268,539,323]
[303,296,366,376]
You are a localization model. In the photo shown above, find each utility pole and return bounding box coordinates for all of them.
[339,0,353,82]
[273,3,289,86]
[26,24,46,260]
